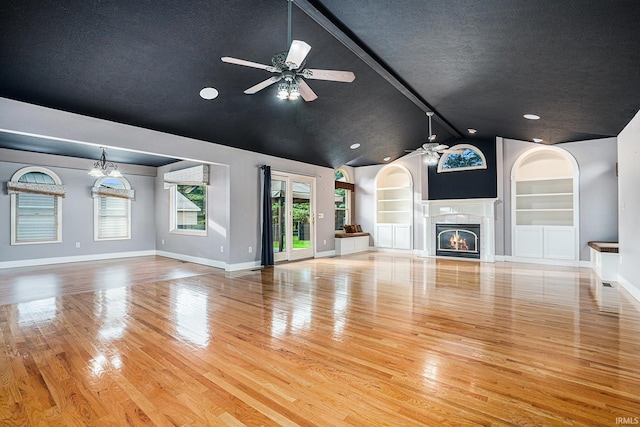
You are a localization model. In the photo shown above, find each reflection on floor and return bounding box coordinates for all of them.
[0,253,638,425]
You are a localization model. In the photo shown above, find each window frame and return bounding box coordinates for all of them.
[437,144,487,173]
[169,183,208,236]
[10,166,63,245]
[334,168,352,231]
[93,176,132,241]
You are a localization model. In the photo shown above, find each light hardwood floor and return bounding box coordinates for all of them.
[0,254,639,426]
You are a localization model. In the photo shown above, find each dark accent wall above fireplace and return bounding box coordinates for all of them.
[427,138,497,200]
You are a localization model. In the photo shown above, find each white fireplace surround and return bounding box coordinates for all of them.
[421,198,498,262]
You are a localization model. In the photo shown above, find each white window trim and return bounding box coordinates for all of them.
[437,144,488,173]
[10,166,63,245]
[335,168,351,230]
[168,184,208,236]
[93,176,132,241]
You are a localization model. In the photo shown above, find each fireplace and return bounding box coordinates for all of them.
[421,198,497,262]
[435,224,480,259]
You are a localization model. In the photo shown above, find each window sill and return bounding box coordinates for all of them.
[170,229,207,237]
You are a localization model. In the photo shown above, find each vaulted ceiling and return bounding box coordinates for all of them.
[1,0,639,168]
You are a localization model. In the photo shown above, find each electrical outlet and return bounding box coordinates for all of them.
[75,242,80,248]
[220,246,224,253]
[323,239,327,245]
[248,246,252,253]
[161,239,165,245]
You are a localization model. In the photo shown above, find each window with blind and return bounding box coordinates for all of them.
[9,167,64,245]
[93,177,132,240]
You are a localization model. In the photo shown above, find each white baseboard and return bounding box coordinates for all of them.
[0,250,156,269]
[495,255,507,262]
[315,250,337,258]
[226,260,262,271]
[156,250,227,270]
[374,248,414,254]
[618,275,640,305]
[507,256,581,267]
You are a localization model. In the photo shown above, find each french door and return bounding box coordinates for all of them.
[271,173,315,262]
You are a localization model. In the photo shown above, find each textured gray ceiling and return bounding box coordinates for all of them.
[1,0,638,168]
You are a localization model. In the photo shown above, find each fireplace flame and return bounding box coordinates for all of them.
[449,233,469,251]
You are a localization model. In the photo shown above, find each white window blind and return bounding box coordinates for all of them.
[10,167,63,245]
[96,197,130,239]
[93,176,132,240]
[163,165,209,188]
[16,193,58,242]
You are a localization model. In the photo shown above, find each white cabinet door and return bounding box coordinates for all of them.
[544,227,576,260]
[393,225,412,250]
[376,224,393,248]
[514,226,544,258]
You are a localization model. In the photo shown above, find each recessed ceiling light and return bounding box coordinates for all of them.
[467,128,477,134]
[523,114,540,120]
[199,87,219,100]
[533,138,543,143]
[350,143,360,149]
[383,156,391,162]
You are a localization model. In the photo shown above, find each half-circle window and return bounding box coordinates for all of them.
[437,144,487,173]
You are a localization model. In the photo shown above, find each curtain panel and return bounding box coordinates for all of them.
[260,165,274,266]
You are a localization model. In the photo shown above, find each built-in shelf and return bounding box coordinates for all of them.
[375,165,413,250]
[511,147,579,261]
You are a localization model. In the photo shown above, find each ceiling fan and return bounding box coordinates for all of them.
[221,0,355,101]
[405,112,462,165]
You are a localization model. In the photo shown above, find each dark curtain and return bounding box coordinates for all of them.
[260,165,274,266]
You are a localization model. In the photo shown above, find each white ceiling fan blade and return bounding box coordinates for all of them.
[285,40,311,69]
[403,150,424,159]
[442,149,464,154]
[297,79,318,102]
[432,144,449,151]
[244,76,282,94]
[222,57,276,72]
[304,69,355,82]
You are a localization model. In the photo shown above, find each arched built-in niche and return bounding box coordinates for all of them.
[511,146,579,262]
[374,164,413,250]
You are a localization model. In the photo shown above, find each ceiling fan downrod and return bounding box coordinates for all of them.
[287,0,292,49]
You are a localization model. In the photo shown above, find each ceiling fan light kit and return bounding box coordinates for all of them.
[404,112,464,164]
[221,0,355,102]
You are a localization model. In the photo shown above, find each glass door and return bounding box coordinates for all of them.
[291,178,313,260]
[271,173,315,262]
[271,176,288,262]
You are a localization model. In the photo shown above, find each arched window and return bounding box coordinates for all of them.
[8,167,65,245]
[93,176,133,240]
[335,168,353,231]
[437,144,487,173]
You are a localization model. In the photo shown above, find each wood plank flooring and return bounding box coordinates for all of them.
[0,254,639,426]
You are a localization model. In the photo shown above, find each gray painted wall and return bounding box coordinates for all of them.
[502,137,618,260]
[0,99,626,270]
[0,99,335,268]
[617,110,640,297]
[0,158,156,262]
[155,161,230,265]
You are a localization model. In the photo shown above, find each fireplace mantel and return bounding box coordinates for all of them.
[420,198,498,262]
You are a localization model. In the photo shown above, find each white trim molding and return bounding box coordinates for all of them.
[420,198,498,262]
